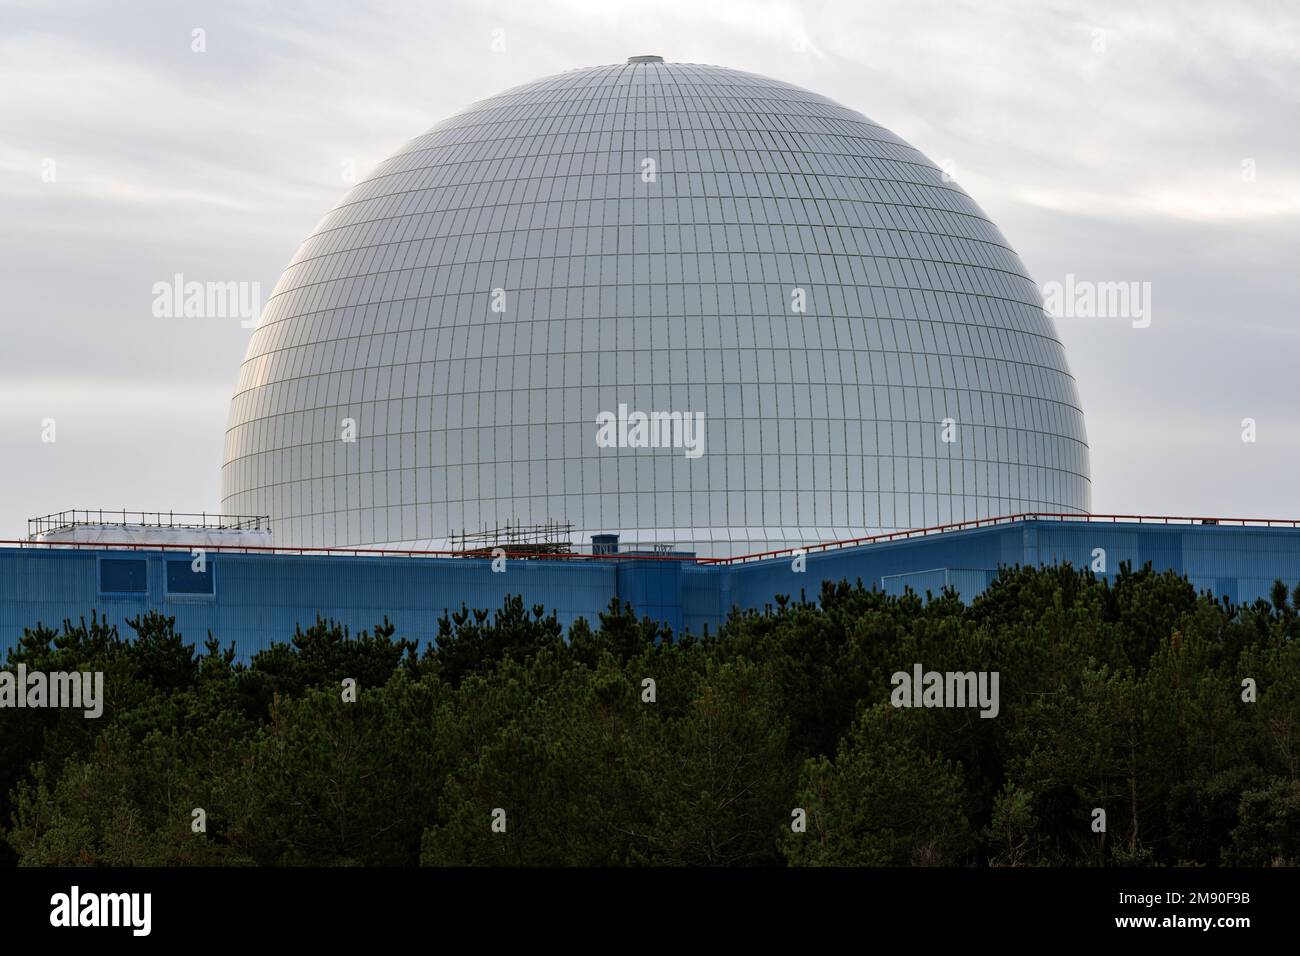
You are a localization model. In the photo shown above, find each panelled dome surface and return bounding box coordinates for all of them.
[221,59,1091,556]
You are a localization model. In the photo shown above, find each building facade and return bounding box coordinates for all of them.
[4,517,1297,660]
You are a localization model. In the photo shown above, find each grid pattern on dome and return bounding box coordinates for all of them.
[221,61,1091,555]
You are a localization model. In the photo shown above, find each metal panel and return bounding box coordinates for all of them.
[220,60,1091,559]
[5,521,1300,658]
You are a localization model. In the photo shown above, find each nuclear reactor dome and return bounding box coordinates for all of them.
[221,59,1090,556]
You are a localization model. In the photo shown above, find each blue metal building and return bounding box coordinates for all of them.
[3,515,1300,659]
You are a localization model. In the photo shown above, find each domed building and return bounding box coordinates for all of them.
[221,57,1090,557]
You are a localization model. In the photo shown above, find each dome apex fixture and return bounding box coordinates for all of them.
[627,54,664,63]
[221,61,1090,556]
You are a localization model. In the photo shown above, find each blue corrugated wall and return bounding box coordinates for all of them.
[4,520,1300,659]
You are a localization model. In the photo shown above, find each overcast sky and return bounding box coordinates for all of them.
[1,0,1297,539]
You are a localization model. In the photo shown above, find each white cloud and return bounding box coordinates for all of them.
[0,0,1296,536]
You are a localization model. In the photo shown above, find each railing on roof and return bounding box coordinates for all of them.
[449,519,575,556]
[698,511,1300,566]
[4,512,1298,564]
[28,510,271,539]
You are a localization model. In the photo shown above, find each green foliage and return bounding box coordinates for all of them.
[784,704,973,865]
[1224,780,1300,865]
[1,563,1297,866]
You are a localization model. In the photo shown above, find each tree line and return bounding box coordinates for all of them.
[1,561,1297,866]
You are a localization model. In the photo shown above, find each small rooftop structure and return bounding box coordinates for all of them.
[448,519,575,558]
[29,510,272,549]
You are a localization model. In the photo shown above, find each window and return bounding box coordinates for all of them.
[166,560,214,595]
[99,558,147,593]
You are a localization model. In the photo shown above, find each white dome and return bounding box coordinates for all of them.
[221,59,1090,556]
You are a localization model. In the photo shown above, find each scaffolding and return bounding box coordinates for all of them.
[29,509,270,540]
[448,519,574,557]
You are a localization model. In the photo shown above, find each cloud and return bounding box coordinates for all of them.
[0,0,1296,537]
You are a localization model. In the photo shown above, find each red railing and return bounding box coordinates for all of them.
[700,512,1300,566]
[0,537,689,563]
[3,512,1297,566]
